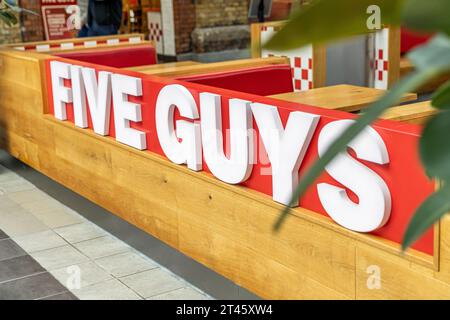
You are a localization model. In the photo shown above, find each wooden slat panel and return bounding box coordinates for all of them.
[175,170,356,297]
[355,243,450,299]
[179,217,350,299]
[0,51,46,90]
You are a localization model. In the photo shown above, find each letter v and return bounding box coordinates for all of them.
[82,67,112,136]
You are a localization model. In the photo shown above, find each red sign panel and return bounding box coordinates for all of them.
[45,58,436,256]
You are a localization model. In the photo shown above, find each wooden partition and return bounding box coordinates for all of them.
[1,49,450,299]
[2,33,145,53]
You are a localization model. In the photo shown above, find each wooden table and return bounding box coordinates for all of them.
[268,84,418,113]
[124,61,202,72]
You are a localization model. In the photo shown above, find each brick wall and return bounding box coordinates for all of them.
[172,0,249,54]
[172,0,196,54]
[19,0,45,42]
[195,0,249,28]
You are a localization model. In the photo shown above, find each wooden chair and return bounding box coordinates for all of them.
[251,21,327,92]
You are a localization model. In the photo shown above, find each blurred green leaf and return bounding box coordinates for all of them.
[265,0,405,51]
[407,34,450,71]
[402,0,450,35]
[0,9,17,26]
[432,81,450,109]
[420,111,450,181]
[402,184,450,250]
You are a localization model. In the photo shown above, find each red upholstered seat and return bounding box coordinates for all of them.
[401,28,433,55]
[177,65,294,96]
[54,45,157,68]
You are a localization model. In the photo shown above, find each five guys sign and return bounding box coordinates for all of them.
[46,58,436,255]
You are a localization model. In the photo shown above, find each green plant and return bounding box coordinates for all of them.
[0,0,38,26]
[266,0,450,250]
[0,0,18,26]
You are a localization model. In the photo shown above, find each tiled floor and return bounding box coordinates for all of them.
[0,164,211,300]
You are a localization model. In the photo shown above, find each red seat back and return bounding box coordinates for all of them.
[177,65,293,96]
[55,44,157,68]
[401,28,433,54]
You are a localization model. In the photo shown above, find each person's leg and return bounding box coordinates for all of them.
[78,25,89,37]
[88,23,118,36]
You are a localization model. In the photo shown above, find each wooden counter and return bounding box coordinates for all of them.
[1,50,449,300]
[269,84,418,112]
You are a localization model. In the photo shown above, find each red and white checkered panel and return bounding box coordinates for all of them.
[372,28,389,90]
[147,11,164,55]
[260,26,314,92]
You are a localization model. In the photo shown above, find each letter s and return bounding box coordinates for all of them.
[317,120,391,232]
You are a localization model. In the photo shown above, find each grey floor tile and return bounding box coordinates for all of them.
[39,291,78,300]
[0,171,20,183]
[0,239,26,261]
[31,206,83,229]
[7,189,49,206]
[0,195,19,213]
[54,222,106,244]
[0,179,35,194]
[0,209,49,238]
[19,197,65,215]
[147,287,211,300]
[51,261,112,289]
[0,255,45,283]
[0,272,67,300]
[13,230,67,253]
[120,268,185,299]
[73,236,130,259]
[94,250,157,278]
[30,245,89,271]
[74,279,142,300]
[0,229,8,240]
